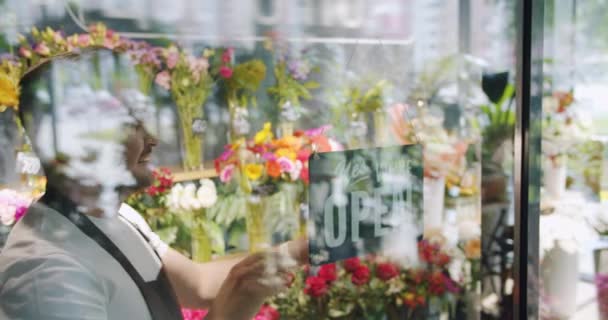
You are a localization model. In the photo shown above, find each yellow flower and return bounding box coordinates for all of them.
[275,148,296,160]
[0,73,19,110]
[244,163,264,181]
[231,138,245,150]
[254,122,273,145]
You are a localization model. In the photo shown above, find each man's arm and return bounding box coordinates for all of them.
[161,238,308,310]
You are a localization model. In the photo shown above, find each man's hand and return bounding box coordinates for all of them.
[205,251,295,320]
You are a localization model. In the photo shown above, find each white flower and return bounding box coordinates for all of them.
[458,220,481,241]
[197,179,217,208]
[166,184,185,212]
[290,160,303,181]
[182,183,199,211]
[0,205,16,226]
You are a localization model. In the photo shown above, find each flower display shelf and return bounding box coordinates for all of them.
[170,166,218,183]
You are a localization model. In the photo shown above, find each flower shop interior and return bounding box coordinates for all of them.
[1,0,607,319]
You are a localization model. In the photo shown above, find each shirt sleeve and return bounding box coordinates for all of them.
[0,253,109,320]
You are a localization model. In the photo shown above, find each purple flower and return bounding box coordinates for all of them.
[305,125,331,137]
[219,149,234,162]
[262,152,277,161]
[287,59,310,81]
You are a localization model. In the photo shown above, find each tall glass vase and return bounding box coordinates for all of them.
[373,110,387,146]
[176,101,203,170]
[191,224,212,262]
[246,195,271,252]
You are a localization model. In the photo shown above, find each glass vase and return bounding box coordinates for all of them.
[246,195,271,252]
[373,110,386,146]
[191,224,213,263]
[176,101,203,170]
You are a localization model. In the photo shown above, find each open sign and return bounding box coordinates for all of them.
[307,145,423,265]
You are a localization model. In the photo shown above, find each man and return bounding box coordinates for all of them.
[0,50,307,319]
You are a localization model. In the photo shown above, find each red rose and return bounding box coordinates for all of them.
[254,304,280,320]
[351,265,371,286]
[304,276,328,297]
[318,263,337,283]
[343,257,361,273]
[146,186,159,196]
[428,272,446,295]
[434,253,451,267]
[376,262,399,281]
[411,270,425,285]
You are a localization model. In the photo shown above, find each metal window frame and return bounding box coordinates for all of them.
[514,0,544,319]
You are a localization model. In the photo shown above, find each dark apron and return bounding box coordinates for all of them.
[43,190,184,320]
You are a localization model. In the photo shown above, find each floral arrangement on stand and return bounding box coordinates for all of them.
[126,168,222,262]
[389,103,472,231]
[266,41,320,137]
[152,46,215,170]
[268,241,460,320]
[542,91,591,198]
[211,48,267,140]
[342,80,388,148]
[0,189,33,226]
[214,123,334,251]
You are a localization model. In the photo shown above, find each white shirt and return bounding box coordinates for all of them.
[0,203,163,320]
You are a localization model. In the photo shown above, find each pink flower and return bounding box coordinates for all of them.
[167,50,179,70]
[253,304,280,320]
[219,66,233,79]
[34,43,50,56]
[220,164,236,183]
[78,34,91,47]
[277,157,294,174]
[154,71,171,90]
[19,47,32,58]
[181,308,208,320]
[305,125,331,137]
[188,56,210,82]
[14,206,27,221]
[262,152,277,161]
[222,48,234,63]
[219,149,234,162]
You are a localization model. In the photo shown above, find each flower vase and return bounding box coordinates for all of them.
[279,121,294,137]
[423,176,445,230]
[176,101,204,170]
[348,113,368,149]
[228,102,250,142]
[191,224,213,262]
[544,157,567,199]
[373,110,387,146]
[541,242,579,319]
[246,195,271,252]
[279,183,304,238]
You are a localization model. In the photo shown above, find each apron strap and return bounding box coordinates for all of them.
[58,210,183,320]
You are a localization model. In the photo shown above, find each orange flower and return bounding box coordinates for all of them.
[266,160,281,178]
[464,238,481,259]
[273,135,302,150]
[275,148,297,161]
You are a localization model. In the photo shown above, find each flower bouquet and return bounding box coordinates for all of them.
[542,91,591,198]
[211,48,266,139]
[154,46,214,170]
[267,43,320,137]
[214,123,333,251]
[126,168,222,261]
[0,189,33,226]
[268,241,460,320]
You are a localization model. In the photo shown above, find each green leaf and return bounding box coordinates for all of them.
[303,81,320,89]
[156,226,178,245]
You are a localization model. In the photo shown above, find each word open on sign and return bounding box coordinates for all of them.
[307,145,423,265]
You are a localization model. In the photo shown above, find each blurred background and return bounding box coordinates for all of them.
[1,1,608,319]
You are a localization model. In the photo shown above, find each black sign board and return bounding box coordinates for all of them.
[307,144,423,265]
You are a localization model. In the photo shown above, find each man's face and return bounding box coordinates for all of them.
[124,122,158,189]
